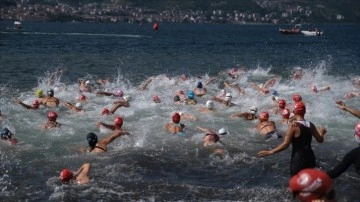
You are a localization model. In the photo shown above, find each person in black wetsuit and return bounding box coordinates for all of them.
[258,101,327,176]
[85,130,129,154]
[326,101,360,178]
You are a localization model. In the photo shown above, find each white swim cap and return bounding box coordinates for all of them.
[205,100,214,109]
[225,93,232,101]
[218,128,227,135]
[75,102,82,109]
[123,95,131,102]
[249,106,257,114]
[258,84,264,88]
[85,80,91,85]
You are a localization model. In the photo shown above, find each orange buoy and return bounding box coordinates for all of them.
[152,22,159,31]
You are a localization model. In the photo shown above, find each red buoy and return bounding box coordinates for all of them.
[153,22,159,31]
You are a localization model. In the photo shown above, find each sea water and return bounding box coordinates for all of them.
[0,22,359,201]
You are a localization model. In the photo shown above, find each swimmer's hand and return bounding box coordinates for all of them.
[257,150,272,157]
[317,126,327,136]
[335,100,346,110]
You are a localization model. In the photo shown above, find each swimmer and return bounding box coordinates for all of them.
[198,100,215,113]
[212,92,234,107]
[335,100,360,119]
[79,80,92,92]
[255,112,282,141]
[311,85,330,93]
[173,95,183,104]
[224,81,245,95]
[289,168,336,202]
[179,74,188,81]
[1,127,17,144]
[77,94,87,102]
[85,130,129,153]
[194,81,207,97]
[179,112,197,121]
[63,101,84,113]
[15,99,40,110]
[165,112,185,134]
[185,91,197,105]
[59,163,91,185]
[96,116,124,131]
[343,91,360,99]
[38,89,60,108]
[230,106,258,120]
[96,89,124,97]
[327,122,360,178]
[152,95,161,103]
[272,99,287,115]
[103,96,131,115]
[250,82,269,94]
[258,102,327,176]
[138,77,153,91]
[292,94,302,103]
[263,76,280,89]
[41,111,61,130]
[197,126,227,156]
[292,67,303,80]
[281,108,291,125]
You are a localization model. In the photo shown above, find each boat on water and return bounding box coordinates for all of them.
[279,24,301,35]
[301,29,323,36]
[14,21,23,29]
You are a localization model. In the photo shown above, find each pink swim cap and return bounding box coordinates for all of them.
[259,112,269,121]
[114,90,124,97]
[114,117,123,126]
[48,111,58,121]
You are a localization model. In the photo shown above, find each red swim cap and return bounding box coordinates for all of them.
[152,95,160,103]
[102,108,110,115]
[282,108,290,119]
[259,112,269,121]
[172,112,181,123]
[78,95,86,101]
[60,169,73,182]
[292,94,302,102]
[293,102,306,116]
[289,169,333,202]
[33,100,40,108]
[114,117,123,126]
[48,111,58,121]
[278,99,286,109]
[355,122,360,137]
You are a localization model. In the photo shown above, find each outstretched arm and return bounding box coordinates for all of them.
[15,99,32,109]
[100,130,130,145]
[74,163,91,177]
[336,101,360,119]
[258,124,294,157]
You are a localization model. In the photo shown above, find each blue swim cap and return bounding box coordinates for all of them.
[197,81,203,89]
[272,90,279,97]
[187,91,195,99]
[1,128,11,139]
[87,132,98,147]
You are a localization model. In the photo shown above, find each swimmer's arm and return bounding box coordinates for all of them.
[196,126,211,133]
[204,76,218,85]
[258,126,294,157]
[15,99,33,109]
[96,91,114,96]
[96,122,115,130]
[101,130,129,145]
[311,123,326,143]
[74,163,91,177]
[337,101,360,119]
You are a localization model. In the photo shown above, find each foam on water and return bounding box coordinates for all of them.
[0,63,359,201]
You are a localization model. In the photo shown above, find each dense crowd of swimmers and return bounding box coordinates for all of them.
[1,67,359,202]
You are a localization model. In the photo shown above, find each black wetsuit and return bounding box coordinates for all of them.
[290,122,316,176]
[327,146,360,178]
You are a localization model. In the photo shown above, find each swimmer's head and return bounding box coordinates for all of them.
[35,89,43,98]
[114,90,123,97]
[282,108,290,119]
[114,117,123,127]
[152,95,160,103]
[177,90,184,95]
[289,168,334,202]
[225,93,232,101]
[187,91,195,100]
[123,95,131,102]
[272,90,279,97]
[78,95,86,101]
[205,133,220,143]
[197,81,203,89]
[172,112,181,123]
[85,80,91,86]
[218,89,226,97]
[75,102,82,109]
[292,94,302,102]
[173,95,181,102]
[259,112,269,121]
[218,128,227,135]
[293,102,306,116]
[249,106,257,114]
[262,88,269,94]
[60,169,73,183]
[278,99,286,109]
[47,89,54,97]
[33,100,40,109]
[205,100,214,109]
[101,108,110,115]
[354,122,360,144]
[1,128,12,139]
[312,86,318,93]
[47,111,58,121]
[87,132,98,148]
